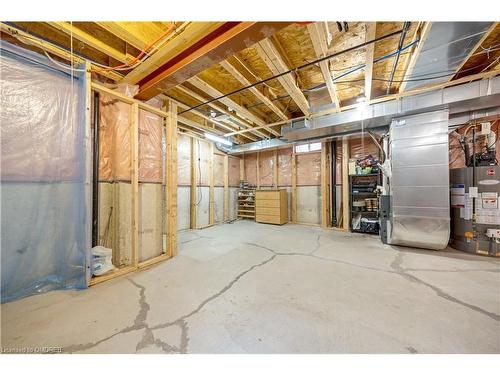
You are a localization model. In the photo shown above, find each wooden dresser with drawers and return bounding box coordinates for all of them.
[255,189,288,225]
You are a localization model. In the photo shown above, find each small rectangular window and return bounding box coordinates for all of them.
[295,142,322,153]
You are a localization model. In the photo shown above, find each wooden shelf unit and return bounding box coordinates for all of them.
[237,188,256,220]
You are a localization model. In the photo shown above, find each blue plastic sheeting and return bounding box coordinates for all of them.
[1,42,90,302]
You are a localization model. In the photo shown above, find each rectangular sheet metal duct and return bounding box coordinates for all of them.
[281,76,500,142]
[388,110,450,250]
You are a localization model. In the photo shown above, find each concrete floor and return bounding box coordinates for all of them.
[2,221,499,354]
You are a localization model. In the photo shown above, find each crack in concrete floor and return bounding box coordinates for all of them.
[61,251,277,353]
[247,241,500,323]
[390,252,500,322]
[56,229,499,353]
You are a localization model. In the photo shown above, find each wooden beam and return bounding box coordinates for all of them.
[224,155,229,221]
[450,22,498,81]
[47,22,131,64]
[188,76,280,137]
[240,158,245,182]
[175,85,266,140]
[130,102,139,266]
[219,59,288,121]
[135,22,292,100]
[291,149,297,223]
[123,23,224,84]
[190,137,197,229]
[84,61,92,283]
[209,143,215,225]
[256,151,261,189]
[95,22,151,50]
[398,22,432,93]
[321,141,330,228]
[165,100,178,257]
[364,22,377,101]
[91,82,167,117]
[255,38,310,116]
[341,137,349,231]
[307,23,340,109]
[273,149,279,188]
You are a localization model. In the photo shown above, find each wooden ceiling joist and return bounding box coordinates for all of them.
[255,38,311,116]
[161,94,258,142]
[135,22,292,100]
[47,22,131,64]
[175,84,269,139]
[219,59,289,121]
[188,76,281,137]
[364,22,377,101]
[307,22,340,110]
[95,22,150,50]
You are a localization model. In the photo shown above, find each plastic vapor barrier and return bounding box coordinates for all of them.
[228,156,240,187]
[214,154,224,187]
[1,42,89,302]
[244,153,257,186]
[177,134,192,186]
[296,152,321,186]
[258,150,274,187]
[277,147,292,187]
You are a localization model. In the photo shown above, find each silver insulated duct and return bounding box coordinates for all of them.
[388,110,450,250]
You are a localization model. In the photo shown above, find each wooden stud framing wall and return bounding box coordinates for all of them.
[89,83,180,285]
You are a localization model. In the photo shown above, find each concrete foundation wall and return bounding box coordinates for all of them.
[214,187,224,223]
[297,186,321,225]
[177,186,191,231]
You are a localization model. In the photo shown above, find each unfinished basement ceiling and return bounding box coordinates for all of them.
[1,21,499,144]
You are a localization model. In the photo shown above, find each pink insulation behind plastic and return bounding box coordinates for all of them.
[138,109,163,183]
[244,153,257,186]
[258,150,275,187]
[277,147,293,186]
[177,134,191,186]
[228,156,240,187]
[99,85,163,183]
[296,152,321,186]
[99,94,131,181]
[214,153,225,187]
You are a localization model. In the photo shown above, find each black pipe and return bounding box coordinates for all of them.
[386,22,411,95]
[331,140,337,226]
[92,91,100,247]
[472,127,477,241]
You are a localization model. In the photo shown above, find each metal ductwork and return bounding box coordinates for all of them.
[403,22,493,91]
[388,110,450,250]
[281,76,500,142]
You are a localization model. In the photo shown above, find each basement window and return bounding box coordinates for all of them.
[295,142,322,153]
